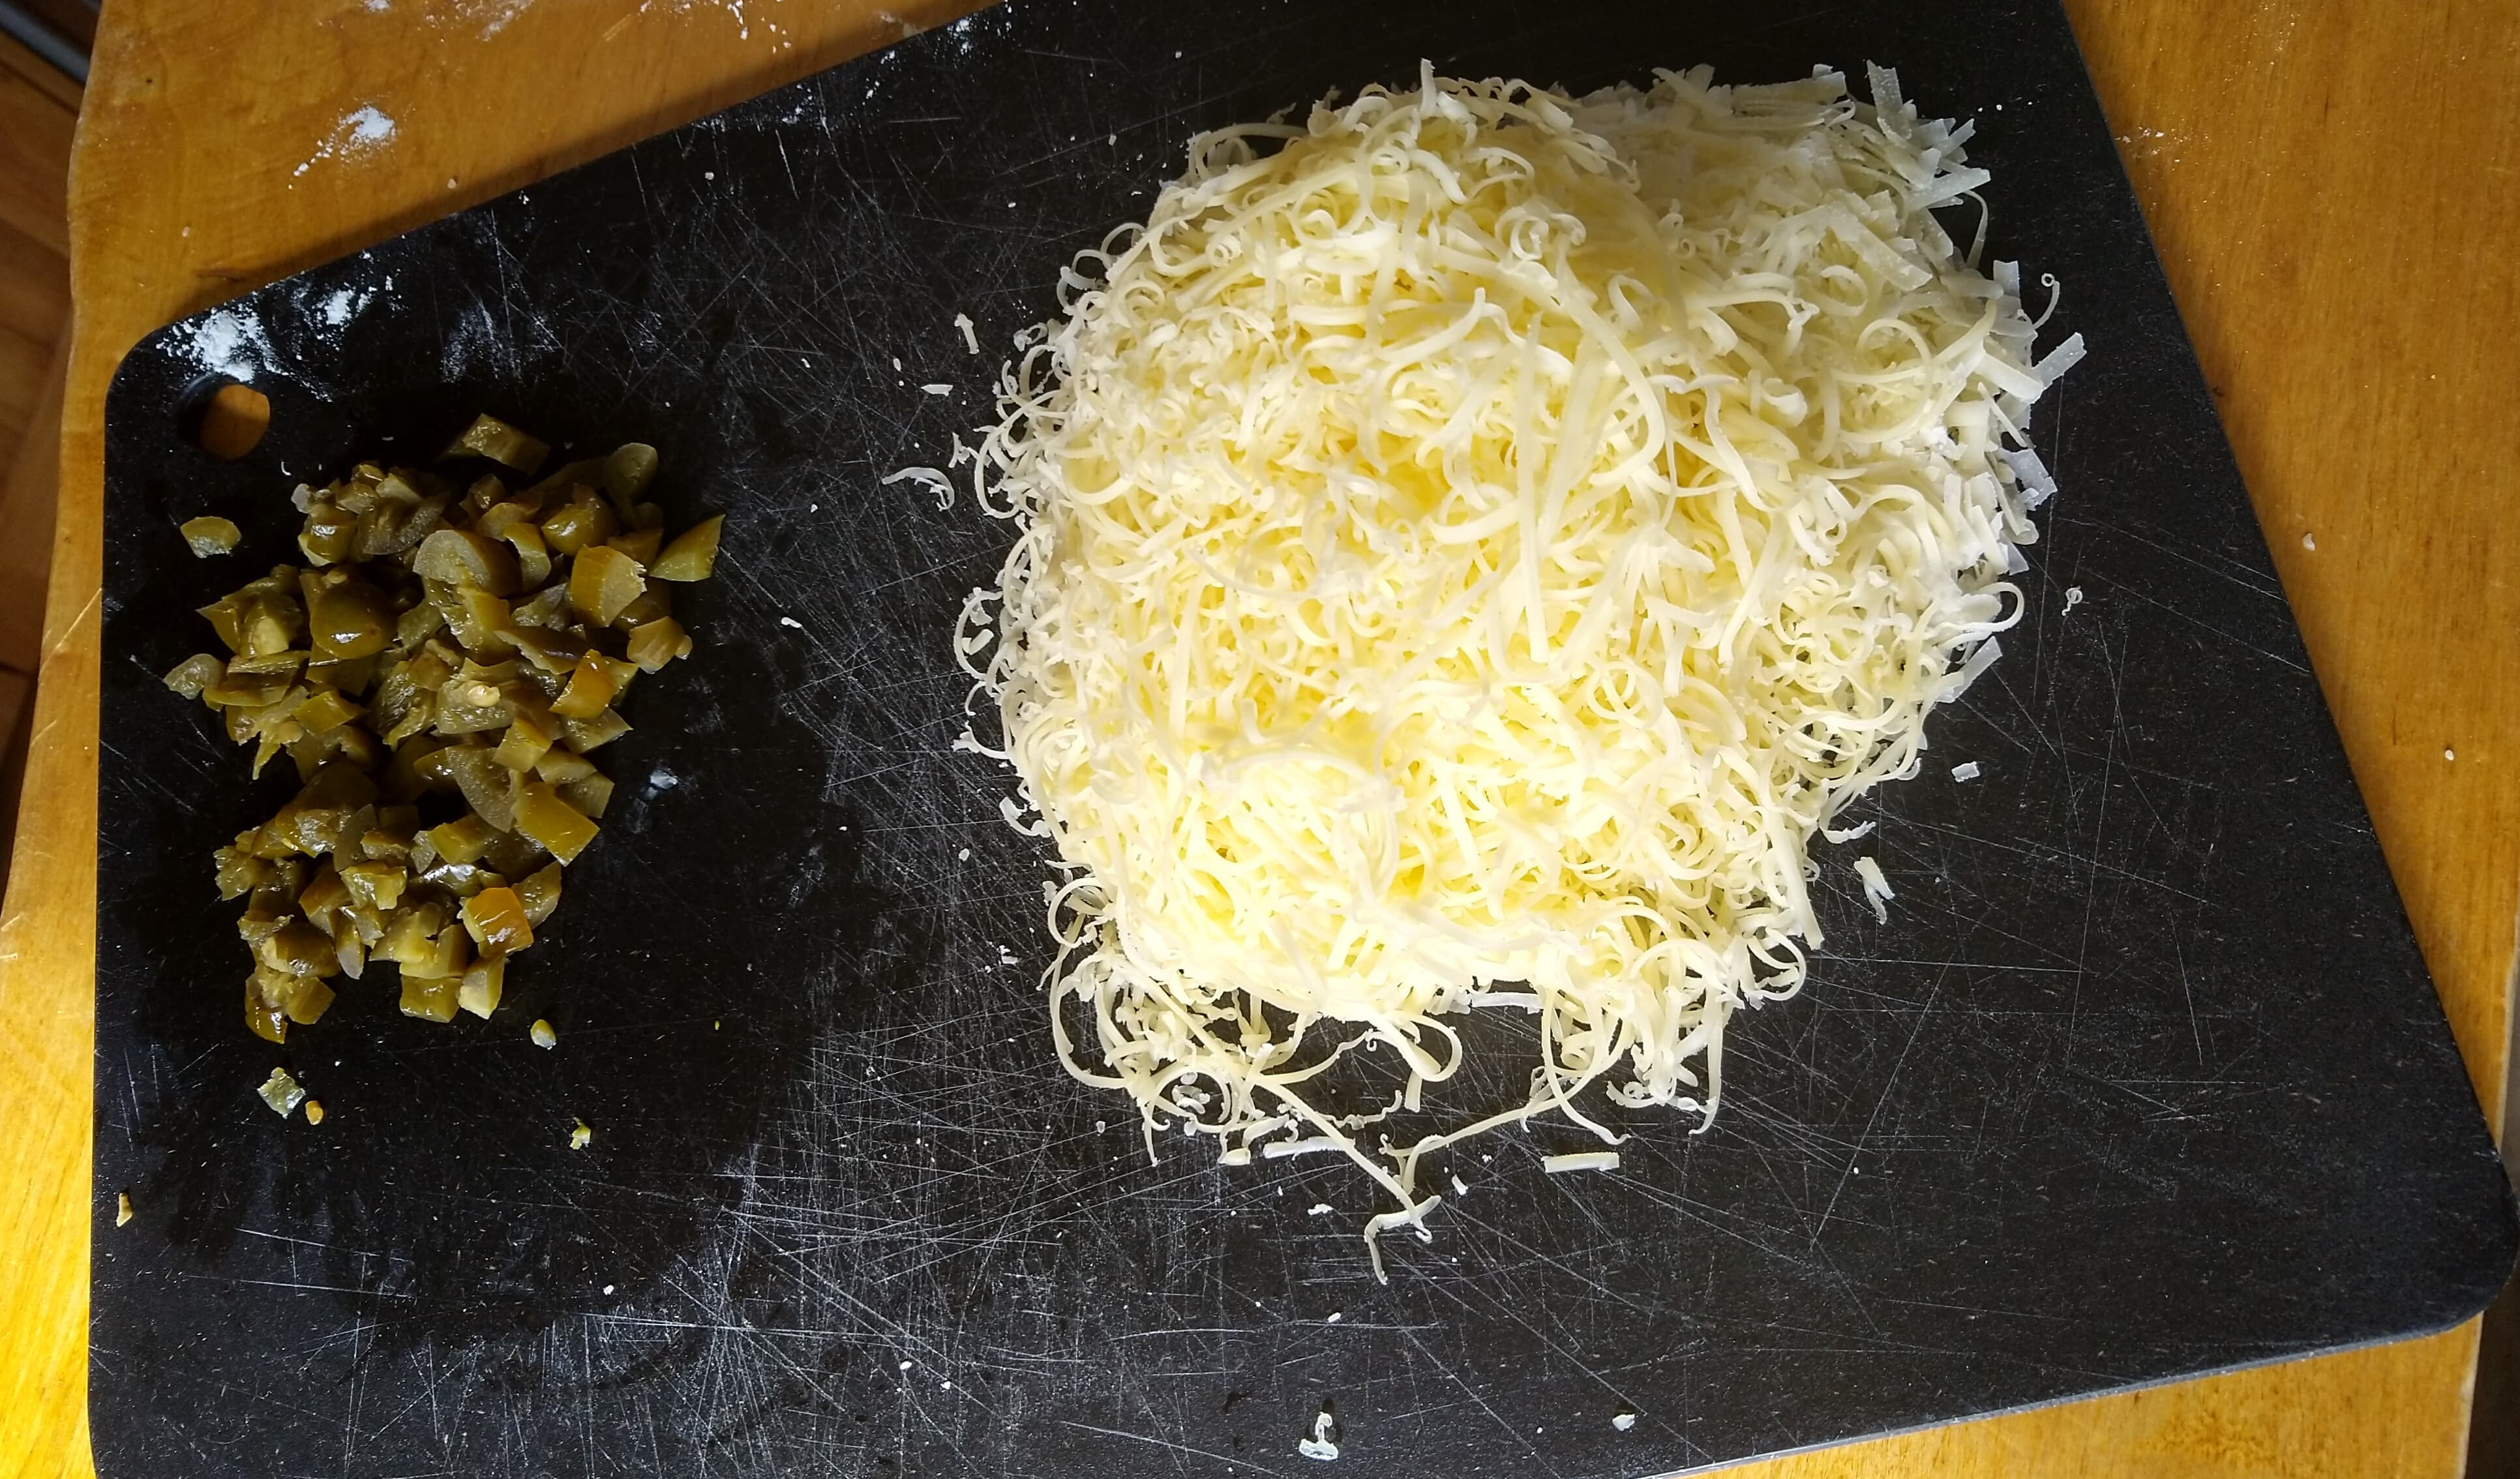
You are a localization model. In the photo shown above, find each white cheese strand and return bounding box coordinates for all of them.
[1853,856,1897,923]
[950,64,2069,1276]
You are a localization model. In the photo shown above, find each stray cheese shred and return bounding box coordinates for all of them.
[1853,855,1896,923]
[948,64,2071,1277]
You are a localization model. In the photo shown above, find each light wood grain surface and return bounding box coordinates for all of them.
[0,29,76,690]
[5,3,2513,1476]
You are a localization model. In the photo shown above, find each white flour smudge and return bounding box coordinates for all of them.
[340,106,396,149]
[2113,126,2186,164]
[626,0,797,51]
[316,286,368,330]
[292,105,398,179]
[473,0,533,37]
[170,307,276,381]
[398,0,533,37]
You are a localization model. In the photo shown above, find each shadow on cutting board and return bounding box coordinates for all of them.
[98,628,907,1351]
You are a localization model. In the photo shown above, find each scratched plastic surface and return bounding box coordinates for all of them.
[90,1,2517,1475]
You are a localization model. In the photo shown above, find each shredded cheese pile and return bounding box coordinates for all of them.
[948,63,2077,1275]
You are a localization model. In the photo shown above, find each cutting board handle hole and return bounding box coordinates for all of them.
[179,379,272,460]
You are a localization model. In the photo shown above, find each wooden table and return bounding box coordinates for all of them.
[5,3,2513,1474]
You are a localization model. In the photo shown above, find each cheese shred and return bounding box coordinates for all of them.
[948,64,2069,1276]
[1853,856,1896,923]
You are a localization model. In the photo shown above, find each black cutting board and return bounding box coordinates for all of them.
[92,1,2517,1474]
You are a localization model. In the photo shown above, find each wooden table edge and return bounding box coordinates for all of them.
[7,3,2510,1476]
